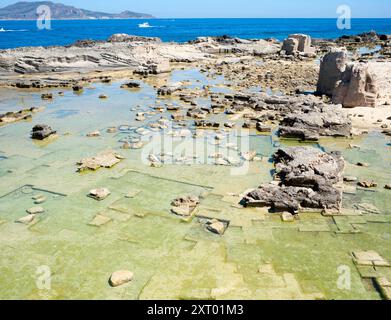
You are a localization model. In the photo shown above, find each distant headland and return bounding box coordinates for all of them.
[0,1,155,20]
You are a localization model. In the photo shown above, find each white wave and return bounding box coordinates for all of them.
[0,27,28,32]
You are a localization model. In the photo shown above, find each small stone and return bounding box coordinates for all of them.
[256,122,272,133]
[385,184,391,190]
[88,188,111,201]
[87,131,101,137]
[206,220,226,235]
[41,93,53,100]
[241,151,257,161]
[34,197,47,205]
[344,176,358,182]
[357,162,369,167]
[109,270,134,287]
[107,127,117,133]
[99,94,108,99]
[26,206,45,215]
[281,212,295,222]
[16,215,36,224]
[357,181,377,188]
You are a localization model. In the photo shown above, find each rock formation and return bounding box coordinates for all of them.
[279,104,352,140]
[282,34,314,56]
[31,124,56,140]
[242,147,345,213]
[317,48,391,107]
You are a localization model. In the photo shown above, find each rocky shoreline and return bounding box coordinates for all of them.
[1,31,390,216]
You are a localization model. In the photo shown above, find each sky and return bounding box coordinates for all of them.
[0,0,390,18]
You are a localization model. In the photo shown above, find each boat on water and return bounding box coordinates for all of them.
[138,22,151,28]
[0,27,5,32]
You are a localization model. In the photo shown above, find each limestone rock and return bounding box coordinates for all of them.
[88,188,111,201]
[31,124,56,140]
[77,151,123,172]
[15,215,36,225]
[317,48,391,107]
[281,212,295,222]
[282,34,313,55]
[26,206,45,215]
[109,270,134,287]
[242,147,344,212]
[206,220,227,235]
[317,48,348,96]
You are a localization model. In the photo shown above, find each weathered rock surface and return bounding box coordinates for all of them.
[0,107,42,125]
[170,195,200,217]
[31,124,56,140]
[88,188,111,201]
[282,34,314,56]
[242,147,345,212]
[279,104,352,139]
[77,151,123,172]
[317,48,391,107]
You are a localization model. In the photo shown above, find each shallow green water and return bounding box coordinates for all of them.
[0,69,390,300]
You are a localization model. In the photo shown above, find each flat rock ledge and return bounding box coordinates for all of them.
[242,147,345,213]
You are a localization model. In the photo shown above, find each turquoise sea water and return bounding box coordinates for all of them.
[0,18,390,49]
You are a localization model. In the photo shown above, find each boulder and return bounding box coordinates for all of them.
[31,124,56,140]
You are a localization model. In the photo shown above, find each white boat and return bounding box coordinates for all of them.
[138,22,151,28]
[0,27,5,32]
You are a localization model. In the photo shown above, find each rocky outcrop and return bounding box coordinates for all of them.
[0,107,41,125]
[282,34,314,56]
[317,48,348,96]
[242,147,345,213]
[108,34,161,43]
[279,104,352,140]
[317,48,391,107]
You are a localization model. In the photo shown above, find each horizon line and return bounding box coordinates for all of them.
[1,17,391,20]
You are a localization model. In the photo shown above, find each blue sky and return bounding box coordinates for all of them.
[0,0,390,18]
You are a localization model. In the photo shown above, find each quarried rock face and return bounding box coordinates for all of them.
[282,34,314,56]
[317,48,391,107]
[332,63,377,107]
[317,48,348,96]
[242,147,344,213]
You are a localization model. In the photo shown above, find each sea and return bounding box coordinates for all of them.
[0,18,390,49]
